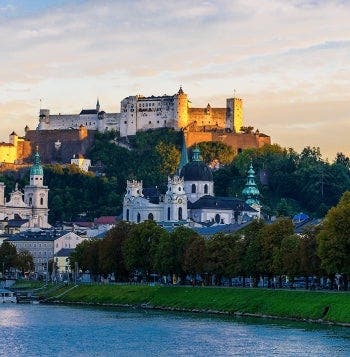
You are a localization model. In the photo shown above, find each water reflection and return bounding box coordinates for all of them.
[0,304,348,357]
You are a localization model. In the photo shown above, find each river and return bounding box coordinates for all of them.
[0,304,349,356]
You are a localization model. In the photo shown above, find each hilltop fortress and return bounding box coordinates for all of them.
[0,87,270,165]
[37,87,245,137]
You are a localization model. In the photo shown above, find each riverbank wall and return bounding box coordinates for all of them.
[39,284,350,326]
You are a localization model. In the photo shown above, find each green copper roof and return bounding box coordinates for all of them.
[242,161,260,206]
[30,148,43,176]
[178,133,189,171]
[192,146,201,162]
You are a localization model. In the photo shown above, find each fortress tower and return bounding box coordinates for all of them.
[174,87,189,129]
[226,97,243,133]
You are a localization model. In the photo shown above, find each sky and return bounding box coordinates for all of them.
[0,0,349,159]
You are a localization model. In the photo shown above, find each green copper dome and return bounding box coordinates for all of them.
[242,162,260,206]
[30,149,43,176]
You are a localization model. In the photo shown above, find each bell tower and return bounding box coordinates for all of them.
[164,175,187,222]
[24,147,50,227]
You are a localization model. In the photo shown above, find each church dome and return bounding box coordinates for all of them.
[180,147,213,182]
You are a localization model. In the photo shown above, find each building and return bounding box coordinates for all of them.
[0,148,50,228]
[35,88,244,137]
[123,138,260,226]
[7,230,86,274]
[71,154,91,172]
[0,131,31,164]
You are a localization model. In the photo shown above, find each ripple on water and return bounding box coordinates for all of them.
[0,304,349,357]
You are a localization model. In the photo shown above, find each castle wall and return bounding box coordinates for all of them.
[188,107,226,128]
[0,144,17,164]
[185,132,271,153]
[25,129,96,164]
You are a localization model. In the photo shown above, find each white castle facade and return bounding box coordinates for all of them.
[0,149,50,228]
[37,88,243,137]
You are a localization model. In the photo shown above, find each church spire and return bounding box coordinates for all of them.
[242,160,260,206]
[30,146,44,186]
[178,132,189,172]
[192,146,201,162]
[96,98,100,112]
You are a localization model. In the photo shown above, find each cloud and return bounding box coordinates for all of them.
[0,0,349,159]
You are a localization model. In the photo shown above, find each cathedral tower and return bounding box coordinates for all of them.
[164,175,188,222]
[24,147,49,227]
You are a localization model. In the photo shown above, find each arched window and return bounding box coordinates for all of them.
[191,184,196,193]
[167,207,171,221]
[215,214,220,224]
[29,197,32,205]
[178,207,182,221]
[148,213,154,221]
[204,184,208,194]
[40,197,44,205]
[137,212,141,223]
[126,209,129,221]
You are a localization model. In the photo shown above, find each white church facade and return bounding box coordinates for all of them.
[0,149,50,228]
[123,144,260,226]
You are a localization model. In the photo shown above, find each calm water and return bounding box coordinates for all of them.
[0,304,349,357]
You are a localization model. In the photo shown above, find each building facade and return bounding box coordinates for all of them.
[36,88,244,137]
[0,149,50,228]
[123,142,260,226]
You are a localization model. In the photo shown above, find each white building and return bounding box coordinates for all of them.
[123,143,260,226]
[36,88,243,137]
[0,149,50,228]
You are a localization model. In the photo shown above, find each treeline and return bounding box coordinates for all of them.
[70,192,350,290]
[0,241,34,276]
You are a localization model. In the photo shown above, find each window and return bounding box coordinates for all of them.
[126,209,129,221]
[148,213,154,221]
[178,187,181,191]
[178,207,182,221]
[29,197,32,205]
[137,212,141,223]
[191,184,196,193]
[40,197,44,205]
[149,121,151,124]
[204,184,208,194]
[167,207,171,221]
[215,214,220,224]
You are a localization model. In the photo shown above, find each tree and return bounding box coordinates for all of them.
[182,232,206,278]
[98,221,132,281]
[0,241,17,273]
[196,141,235,165]
[317,191,350,290]
[280,234,301,280]
[16,250,34,275]
[122,220,166,277]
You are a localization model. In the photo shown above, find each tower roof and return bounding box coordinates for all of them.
[242,161,260,205]
[178,132,189,171]
[30,147,43,176]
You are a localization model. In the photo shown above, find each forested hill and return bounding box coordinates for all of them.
[1,129,349,223]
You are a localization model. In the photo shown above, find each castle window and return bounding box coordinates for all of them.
[204,184,208,194]
[137,213,141,223]
[178,187,181,191]
[40,197,44,205]
[157,121,159,124]
[191,184,196,193]
[149,121,151,124]
[148,213,154,221]
[167,207,171,221]
[126,209,129,221]
[29,197,32,205]
[215,214,220,224]
[178,207,182,221]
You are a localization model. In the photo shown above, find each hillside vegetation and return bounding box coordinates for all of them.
[1,129,350,222]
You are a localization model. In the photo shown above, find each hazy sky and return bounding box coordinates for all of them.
[0,0,349,159]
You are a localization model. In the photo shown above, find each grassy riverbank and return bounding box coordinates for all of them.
[39,284,350,324]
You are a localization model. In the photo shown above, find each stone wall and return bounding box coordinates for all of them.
[25,128,96,164]
[185,131,271,153]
